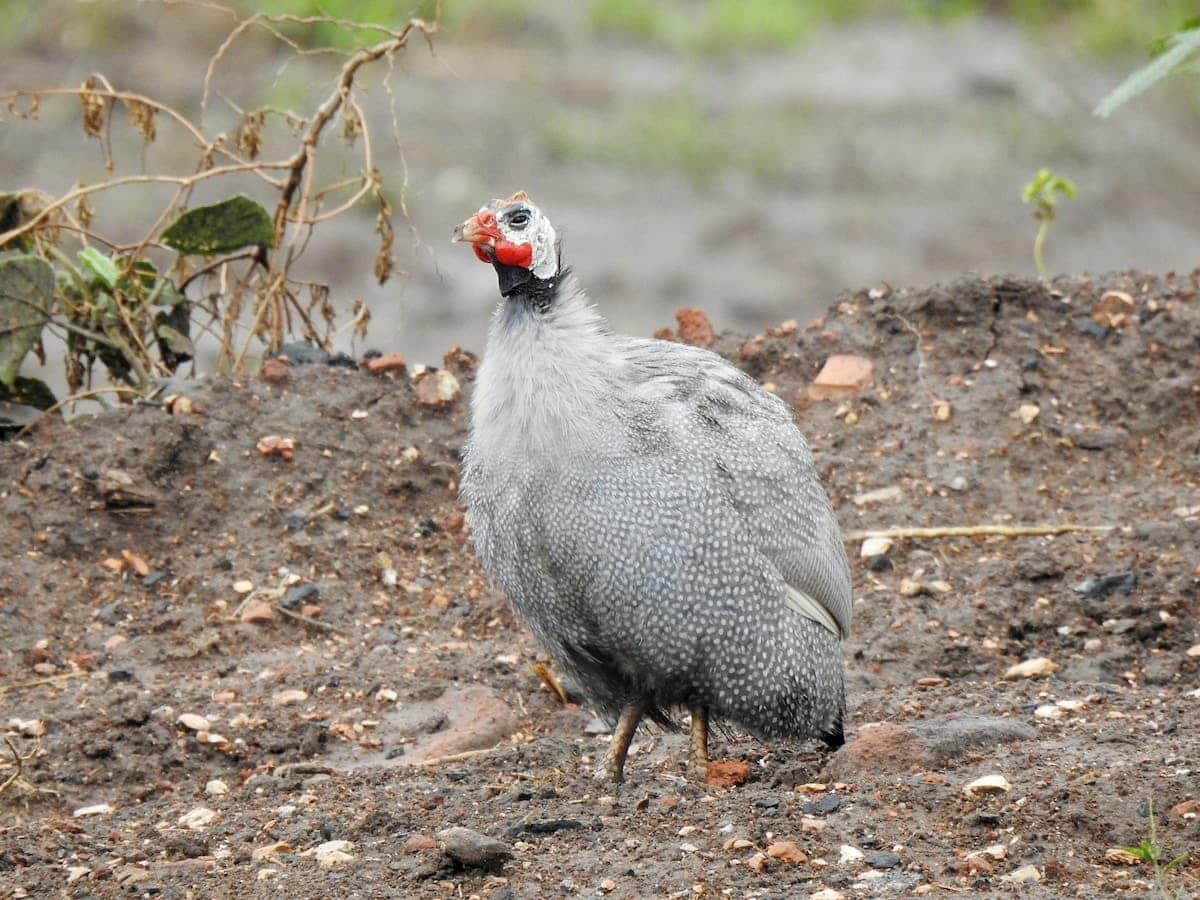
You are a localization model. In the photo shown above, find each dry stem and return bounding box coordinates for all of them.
[843,523,1116,542]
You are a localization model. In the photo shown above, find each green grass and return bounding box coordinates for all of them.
[541,95,799,187]
[587,0,1200,55]
[589,0,871,51]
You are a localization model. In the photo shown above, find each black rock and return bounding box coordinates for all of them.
[107,669,135,683]
[867,554,893,572]
[754,797,781,810]
[333,505,352,521]
[363,349,383,360]
[141,569,169,588]
[801,794,843,815]
[327,352,356,368]
[97,601,125,626]
[277,341,329,366]
[866,850,902,869]
[281,583,319,609]
[1072,572,1136,599]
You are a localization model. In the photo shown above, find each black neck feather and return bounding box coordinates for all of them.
[494,262,568,313]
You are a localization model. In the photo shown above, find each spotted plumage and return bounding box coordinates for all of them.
[454,193,851,780]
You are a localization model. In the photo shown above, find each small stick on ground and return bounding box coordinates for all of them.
[274,604,350,636]
[844,523,1116,542]
[0,738,27,795]
[532,661,570,705]
[418,745,506,767]
[0,737,51,798]
[0,671,88,696]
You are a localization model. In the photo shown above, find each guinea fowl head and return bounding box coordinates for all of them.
[453,191,559,297]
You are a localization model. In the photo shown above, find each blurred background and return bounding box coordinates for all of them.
[3,0,1199,387]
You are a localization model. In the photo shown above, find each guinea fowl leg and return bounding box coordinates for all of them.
[689,705,709,774]
[605,699,647,783]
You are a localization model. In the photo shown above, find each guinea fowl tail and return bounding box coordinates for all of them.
[820,713,845,750]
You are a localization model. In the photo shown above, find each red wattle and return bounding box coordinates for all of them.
[473,245,493,263]
[493,240,533,268]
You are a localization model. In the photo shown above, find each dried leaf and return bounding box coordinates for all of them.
[124,99,157,143]
[79,77,106,138]
[236,109,266,160]
[0,254,54,389]
[373,182,394,285]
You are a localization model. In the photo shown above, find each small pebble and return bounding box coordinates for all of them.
[865,850,901,869]
[1000,864,1041,884]
[205,779,229,797]
[178,807,219,830]
[314,839,355,868]
[963,775,1012,798]
[838,845,865,865]
[1003,657,1059,679]
[438,826,510,871]
[859,537,893,558]
[1015,404,1040,425]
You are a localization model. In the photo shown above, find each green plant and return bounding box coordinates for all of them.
[1020,168,1076,279]
[0,8,438,419]
[1094,17,1200,117]
[1119,800,1189,899]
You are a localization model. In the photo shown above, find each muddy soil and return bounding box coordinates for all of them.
[2,271,1199,898]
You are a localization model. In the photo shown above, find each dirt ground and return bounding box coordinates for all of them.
[2,271,1199,898]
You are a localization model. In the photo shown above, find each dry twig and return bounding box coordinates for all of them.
[843,523,1116,542]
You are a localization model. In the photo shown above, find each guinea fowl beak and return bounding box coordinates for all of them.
[453,210,504,263]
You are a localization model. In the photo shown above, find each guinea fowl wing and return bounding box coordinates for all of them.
[617,337,852,638]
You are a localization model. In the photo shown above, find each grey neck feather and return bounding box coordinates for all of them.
[470,272,616,461]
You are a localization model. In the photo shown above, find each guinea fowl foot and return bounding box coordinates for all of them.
[689,705,709,776]
[603,700,647,783]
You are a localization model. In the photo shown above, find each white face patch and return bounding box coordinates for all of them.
[486,196,559,280]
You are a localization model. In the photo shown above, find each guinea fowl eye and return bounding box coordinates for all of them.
[508,211,530,229]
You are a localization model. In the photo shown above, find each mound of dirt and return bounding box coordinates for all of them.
[2,272,1198,898]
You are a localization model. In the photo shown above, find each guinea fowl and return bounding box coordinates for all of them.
[453,192,852,782]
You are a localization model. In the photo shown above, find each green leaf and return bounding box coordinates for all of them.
[1094,27,1200,117]
[152,278,187,309]
[0,253,53,388]
[161,195,274,255]
[1021,169,1076,209]
[1150,17,1200,56]
[155,322,194,357]
[78,246,119,288]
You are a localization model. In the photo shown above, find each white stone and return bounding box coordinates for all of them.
[1001,864,1041,884]
[178,807,219,830]
[839,844,865,865]
[205,779,229,797]
[963,774,1012,797]
[859,537,894,558]
[177,713,210,731]
[314,839,355,867]
[72,803,114,817]
[1003,657,1059,679]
